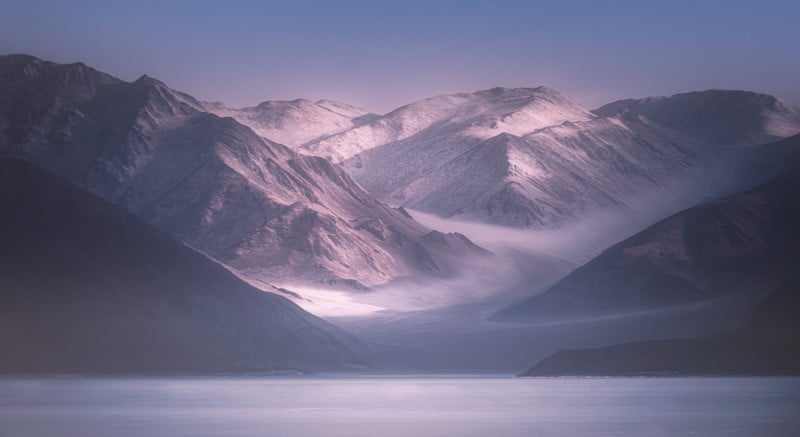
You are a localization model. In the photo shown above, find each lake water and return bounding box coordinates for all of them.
[0,376,798,436]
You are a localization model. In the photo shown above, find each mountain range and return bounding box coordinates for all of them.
[0,54,486,291]
[202,98,378,149]
[2,53,800,374]
[496,143,800,322]
[285,88,800,228]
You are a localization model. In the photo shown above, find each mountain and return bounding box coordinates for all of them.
[0,159,364,373]
[0,54,485,290]
[521,278,800,376]
[359,114,696,227]
[302,86,593,162]
[302,86,630,227]
[202,98,378,148]
[594,90,800,146]
[497,143,800,321]
[300,87,800,228]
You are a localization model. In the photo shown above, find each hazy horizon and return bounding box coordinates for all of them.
[2,0,798,113]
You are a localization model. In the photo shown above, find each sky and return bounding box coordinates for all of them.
[1,0,798,113]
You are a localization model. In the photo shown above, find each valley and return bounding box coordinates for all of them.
[2,53,800,374]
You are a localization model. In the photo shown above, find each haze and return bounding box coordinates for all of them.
[2,0,798,113]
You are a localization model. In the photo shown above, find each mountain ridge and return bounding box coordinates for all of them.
[497,141,800,322]
[0,53,485,292]
[298,85,800,228]
[202,97,378,149]
[594,89,800,145]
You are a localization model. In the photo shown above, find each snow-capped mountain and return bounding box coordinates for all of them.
[202,98,378,148]
[299,87,607,226]
[0,54,485,290]
[0,158,364,373]
[298,86,800,228]
[498,136,800,321]
[369,114,697,227]
[302,86,593,163]
[594,90,800,146]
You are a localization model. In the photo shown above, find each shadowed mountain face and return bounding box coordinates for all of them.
[748,279,800,338]
[594,90,800,146]
[0,159,365,373]
[521,278,800,377]
[0,54,484,290]
[497,141,800,321]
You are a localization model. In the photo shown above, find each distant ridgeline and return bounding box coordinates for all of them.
[521,277,800,376]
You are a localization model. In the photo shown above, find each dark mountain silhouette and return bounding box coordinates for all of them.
[0,159,364,374]
[521,278,800,376]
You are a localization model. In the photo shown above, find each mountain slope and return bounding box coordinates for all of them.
[521,278,800,376]
[303,87,800,228]
[0,54,484,290]
[497,142,800,321]
[203,98,377,148]
[594,89,800,146]
[0,159,364,373]
[302,86,593,163]
[303,87,605,226]
[379,114,697,227]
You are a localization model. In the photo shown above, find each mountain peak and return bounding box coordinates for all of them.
[595,89,784,115]
[0,53,42,64]
[0,53,46,81]
[594,89,800,145]
[0,53,116,88]
[472,85,568,101]
[205,96,373,148]
[133,73,165,87]
[255,98,312,108]
[302,84,592,164]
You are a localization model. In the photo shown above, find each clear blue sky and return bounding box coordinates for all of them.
[2,0,798,113]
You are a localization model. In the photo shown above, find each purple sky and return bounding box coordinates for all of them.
[2,0,798,113]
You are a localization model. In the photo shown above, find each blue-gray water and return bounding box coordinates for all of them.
[1,376,798,436]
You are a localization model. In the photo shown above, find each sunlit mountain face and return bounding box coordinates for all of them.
[0,54,492,296]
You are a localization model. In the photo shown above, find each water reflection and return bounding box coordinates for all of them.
[0,376,798,436]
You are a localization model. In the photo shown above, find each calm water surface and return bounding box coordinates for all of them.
[0,376,798,436]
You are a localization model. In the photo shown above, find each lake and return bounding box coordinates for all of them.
[0,376,798,436]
